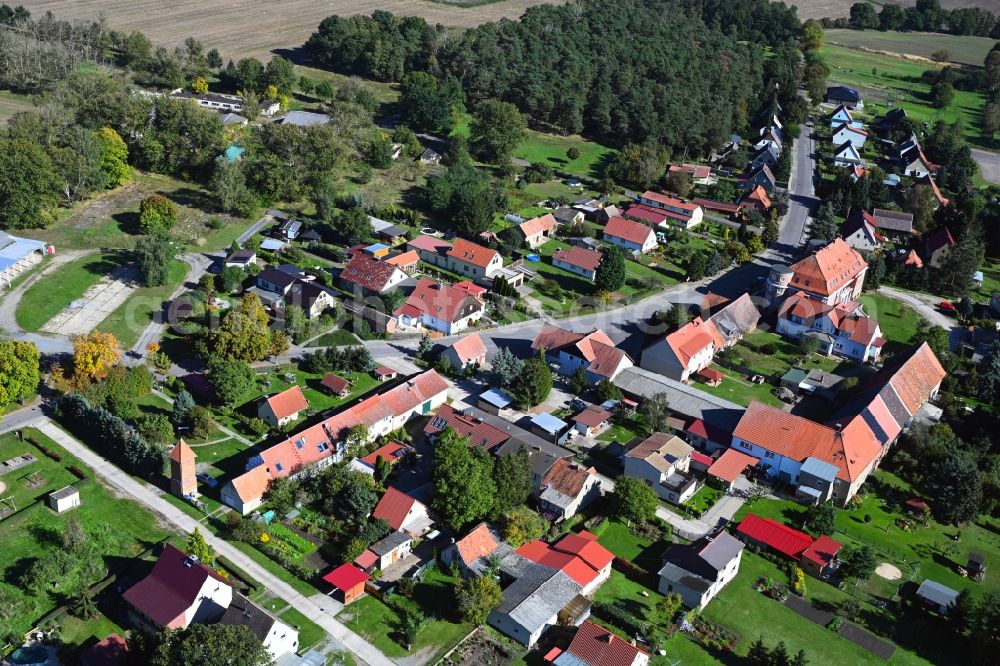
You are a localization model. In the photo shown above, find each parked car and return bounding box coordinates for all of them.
[939,301,957,313]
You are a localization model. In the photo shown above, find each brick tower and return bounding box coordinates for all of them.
[169,439,198,498]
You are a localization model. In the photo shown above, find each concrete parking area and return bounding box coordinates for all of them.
[40,266,140,336]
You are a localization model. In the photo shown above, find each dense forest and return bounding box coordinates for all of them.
[306,0,802,154]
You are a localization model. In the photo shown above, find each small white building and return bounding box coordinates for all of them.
[47,486,81,513]
[257,385,310,427]
[658,532,744,610]
[832,123,868,150]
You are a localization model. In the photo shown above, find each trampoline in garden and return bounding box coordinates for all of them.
[526,254,541,262]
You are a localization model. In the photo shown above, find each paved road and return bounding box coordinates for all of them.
[971,148,1000,185]
[779,121,817,247]
[14,417,394,666]
[237,214,276,246]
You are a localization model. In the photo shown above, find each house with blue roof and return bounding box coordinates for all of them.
[0,232,48,289]
[530,413,570,444]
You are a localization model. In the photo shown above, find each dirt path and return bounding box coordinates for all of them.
[0,250,93,355]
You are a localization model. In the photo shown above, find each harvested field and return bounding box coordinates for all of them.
[791,0,1000,19]
[18,0,563,61]
[825,28,995,66]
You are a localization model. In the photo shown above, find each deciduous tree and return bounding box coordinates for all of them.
[612,476,658,524]
[138,194,178,234]
[72,331,120,383]
[457,575,502,624]
[471,99,526,164]
[504,505,546,547]
[0,339,39,412]
[208,292,272,361]
[432,427,496,530]
[207,358,256,407]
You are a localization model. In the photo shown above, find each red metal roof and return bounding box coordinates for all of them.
[323,563,369,591]
[604,216,655,245]
[122,544,230,628]
[690,451,713,467]
[736,514,813,559]
[801,535,842,568]
[353,549,379,569]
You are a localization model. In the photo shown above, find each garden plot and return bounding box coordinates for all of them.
[41,265,141,335]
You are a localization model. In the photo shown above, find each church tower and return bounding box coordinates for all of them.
[169,439,198,498]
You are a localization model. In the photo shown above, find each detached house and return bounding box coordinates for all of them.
[777,291,886,363]
[832,123,868,150]
[447,238,503,279]
[515,531,614,595]
[924,227,955,268]
[828,104,853,128]
[658,531,744,610]
[408,235,454,268]
[750,144,779,170]
[641,318,716,382]
[518,214,559,248]
[827,85,863,109]
[395,279,485,334]
[552,246,603,281]
[441,333,488,370]
[668,163,714,185]
[340,254,408,295]
[636,191,704,229]
[740,185,772,214]
[833,141,863,167]
[765,238,868,306]
[739,164,776,192]
[552,622,650,666]
[220,593,299,661]
[257,386,309,427]
[373,486,432,536]
[124,544,232,632]
[442,522,511,577]
[840,209,884,252]
[424,404,511,453]
[532,324,633,381]
[537,458,602,520]
[623,433,698,504]
[603,216,657,254]
[872,208,914,240]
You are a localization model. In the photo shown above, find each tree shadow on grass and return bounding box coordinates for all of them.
[163,187,218,215]
[111,211,141,235]
[591,150,616,181]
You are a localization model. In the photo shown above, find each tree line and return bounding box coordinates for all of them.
[305,0,806,154]
[833,1,1000,38]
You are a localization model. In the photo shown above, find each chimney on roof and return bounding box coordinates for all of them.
[834,423,843,431]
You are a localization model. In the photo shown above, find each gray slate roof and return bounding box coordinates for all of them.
[494,564,582,634]
[219,592,278,642]
[369,530,411,556]
[614,366,743,433]
[706,293,760,345]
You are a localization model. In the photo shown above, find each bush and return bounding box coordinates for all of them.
[593,601,651,637]
[863,513,872,523]
[827,616,845,632]
[29,437,62,462]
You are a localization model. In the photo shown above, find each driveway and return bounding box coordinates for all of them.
[18,417,395,666]
[971,148,1000,185]
[877,286,961,348]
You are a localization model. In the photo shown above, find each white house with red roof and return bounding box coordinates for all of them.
[765,238,868,307]
[552,621,650,666]
[339,253,408,295]
[832,123,868,149]
[602,216,657,254]
[257,385,309,427]
[123,544,232,632]
[622,433,697,504]
[515,530,614,595]
[223,370,449,513]
[552,246,602,281]
[640,317,717,382]
[636,191,703,229]
[395,279,485,335]
[777,291,885,363]
[668,163,714,186]
[441,332,488,370]
[447,238,503,279]
[372,486,432,536]
[531,324,633,382]
[518,214,559,248]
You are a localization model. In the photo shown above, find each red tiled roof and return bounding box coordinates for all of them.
[532,323,585,352]
[447,238,499,269]
[604,216,655,245]
[323,563,369,591]
[904,250,924,268]
[788,238,867,297]
[573,406,612,428]
[372,486,423,531]
[887,342,947,415]
[553,246,602,273]
[320,374,352,394]
[801,535,842,568]
[448,333,488,364]
[229,464,270,503]
[692,198,742,214]
[360,441,409,466]
[375,366,398,377]
[736,514,813,559]
[263,385,309,420]
[396,279,484,324]
[519,214,559,237]
[623,204,670,225]
[834,122,869,137]
[668,164,711,180]
[354,549,379,569]
[707,448,758,483]
[564,621,647,666]
[541,458,596,500]
[454,522,501,567]
[123,544,230,628]
[169,439,196,464]
[640,190,699,211]
[515,532,613,587]
[453,281,487,296]
[385,250,419,268]
[424,404,511,452]
[341,253,404,292]
[664,317,715,367]
[698,367,724,382]
[742,185,772,209]
[553,531,614,571]
[690,451,713,467]
[80,633,128,666]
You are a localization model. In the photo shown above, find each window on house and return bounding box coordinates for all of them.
[764,451,775,459]
[738,441,752,450]
[275,462,284,472]
[295,438,305,449]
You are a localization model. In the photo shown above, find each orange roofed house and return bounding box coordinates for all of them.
[257,385,309,427]
[446,238,503,280]
[549,621,650,666]
[395,279,486,335]
[222,370,449,514]
[765,238,867,307]
[532,323,633,382]
[729,343,945,504]
[440,332,488,370]
[515,531,614,595]
[518,214,560,248]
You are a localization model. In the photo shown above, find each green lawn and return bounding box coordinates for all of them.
[278,605,326,651]
[96,258,188,349]
[597,421,639,444]
[308,329,360,347]
[970,259,1000,302]
[0,427,170,642]
[683,484,723,516]
[337,567,472,661]
[593,569,662,615]
[702,553,898,664]
[593,520,666,570]
[16,251,128,332]
[825,29,995,67]
[731,330,844,378]
[0,88,34,123]
[513,130,617,180]
[820,44,991,148]
[693,364,784,408]
[860,292,922,346]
